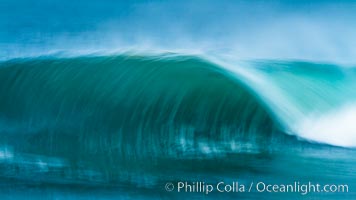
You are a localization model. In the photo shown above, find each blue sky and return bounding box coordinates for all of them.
[1,0,356,62]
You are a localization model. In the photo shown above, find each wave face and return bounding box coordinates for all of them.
[0,54,356,199]
[0,55,283,182]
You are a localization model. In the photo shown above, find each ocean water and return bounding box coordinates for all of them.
[0,55,355,199]
[1,0,356,199]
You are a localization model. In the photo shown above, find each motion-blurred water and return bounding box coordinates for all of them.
[0,55,355,199]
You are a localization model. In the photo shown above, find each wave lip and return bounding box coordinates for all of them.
[222,60,356,148]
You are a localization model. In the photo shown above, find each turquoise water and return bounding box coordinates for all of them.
[2,0,356,199]
[0,54,355,199]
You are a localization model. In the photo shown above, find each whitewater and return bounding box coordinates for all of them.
[214,57,356,148]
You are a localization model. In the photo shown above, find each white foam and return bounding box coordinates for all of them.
[296,104,356,147]
[213,58,356,148]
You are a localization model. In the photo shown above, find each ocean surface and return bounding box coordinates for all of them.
[0,54,355,199]
[1,0,356,199]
